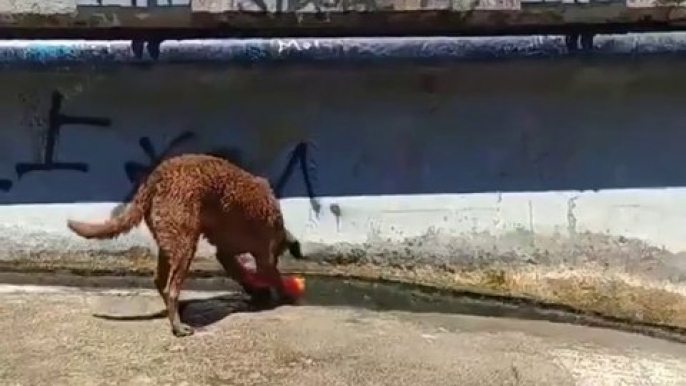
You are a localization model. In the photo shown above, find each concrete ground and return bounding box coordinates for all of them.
[2,286,686,386]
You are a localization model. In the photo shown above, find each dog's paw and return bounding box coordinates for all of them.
[245,286,277,310]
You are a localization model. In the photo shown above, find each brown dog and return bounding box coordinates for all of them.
[67,154,303,337]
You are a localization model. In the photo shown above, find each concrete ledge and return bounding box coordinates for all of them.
[6,34,686,68]
[3,235,686,333]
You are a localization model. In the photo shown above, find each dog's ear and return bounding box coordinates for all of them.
[285,229,304,259]
[288,240,304,259]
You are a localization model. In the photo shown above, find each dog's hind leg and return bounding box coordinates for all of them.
[153,250,171,314]
[152,203,201,337]
[163,234,198,337]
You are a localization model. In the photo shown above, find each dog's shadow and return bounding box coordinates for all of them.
[181,294,249,328]
[92,292,282,329]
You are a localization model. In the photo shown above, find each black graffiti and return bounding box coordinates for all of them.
[0,179,12,192]
[273,142,321,213]
[124,131,196,184]
[15,91,112,179]
[130,39,164,60]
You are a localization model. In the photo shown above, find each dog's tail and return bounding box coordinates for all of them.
[67,178,154,240]
[285,228,305,259]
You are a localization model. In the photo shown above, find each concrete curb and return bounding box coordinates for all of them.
[3,250,686,335]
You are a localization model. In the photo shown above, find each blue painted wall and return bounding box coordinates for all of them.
[0,59,684,205]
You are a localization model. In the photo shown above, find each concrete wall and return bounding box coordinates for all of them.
[3,59,686,284]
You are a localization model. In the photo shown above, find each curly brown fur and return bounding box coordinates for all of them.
[67,154,303,337]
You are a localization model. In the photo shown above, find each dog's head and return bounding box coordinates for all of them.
[278,228,304,259]
[287,239,303,259]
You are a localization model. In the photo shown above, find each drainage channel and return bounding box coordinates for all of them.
[2,271,686,344]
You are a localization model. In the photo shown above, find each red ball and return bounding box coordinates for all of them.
[282,275,306,298]
[242,270,306,298]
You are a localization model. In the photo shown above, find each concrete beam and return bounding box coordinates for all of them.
[0,0,684,36]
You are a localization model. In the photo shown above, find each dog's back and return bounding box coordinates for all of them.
[68,153,300,257]
[174,155,289,252]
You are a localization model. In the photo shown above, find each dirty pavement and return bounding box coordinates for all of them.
[2,285,686,386]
